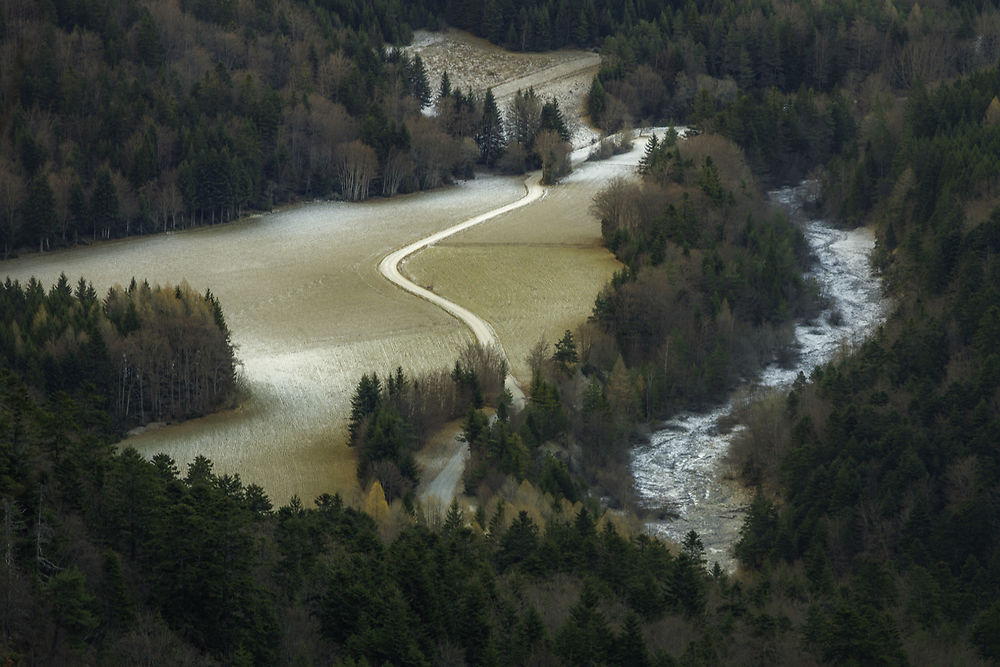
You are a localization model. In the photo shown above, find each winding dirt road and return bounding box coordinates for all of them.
[379,172,545,404]
[379,172,546,506]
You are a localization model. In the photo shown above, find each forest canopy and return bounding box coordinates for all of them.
[5,0,1000,663]
[0,0,590,256]
[0,274,237,431]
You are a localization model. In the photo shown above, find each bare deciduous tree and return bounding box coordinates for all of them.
[382,149,414,197]
[336,140,378,201]
[535,129,572,184]
[591,176,643,241]
[892,35,956,88]
[459,341,509,401]
[527,337,550,377]
[317,51,351,102]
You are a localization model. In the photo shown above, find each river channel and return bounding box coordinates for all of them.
[632,182,888,569]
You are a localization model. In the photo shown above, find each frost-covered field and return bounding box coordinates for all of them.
[0,32,628,506]
[401,146,650,382]
[406,29,601,148]
[1,177,523,504]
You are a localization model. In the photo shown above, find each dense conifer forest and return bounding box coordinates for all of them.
[4,0,1000,664]
[0,274,236,430]
[0,0,580,256]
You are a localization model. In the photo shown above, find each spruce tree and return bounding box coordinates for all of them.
[665,122,679,146]
[476,89,505,166]
[638,134,658,175]
[438,70,452,100]
[587,76,606,122]
[540,96,570,142]
[90,168,121,240]
[408,54,432,108]
[23,174,57,251]
[348,373,382,445]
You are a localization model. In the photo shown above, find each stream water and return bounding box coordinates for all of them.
[631,182,888,569]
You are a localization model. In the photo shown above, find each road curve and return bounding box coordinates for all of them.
[380,172,545,509]
[378,171,545,405]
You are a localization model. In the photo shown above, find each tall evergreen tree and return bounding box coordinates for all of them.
[438,70,452,101]
[476,89,505,166]
[587,76,606,122]
[540,96,571,142]
[348,373,382,445]
[407,54,432,108]
[506,87,542,148]
[638,134,658,174]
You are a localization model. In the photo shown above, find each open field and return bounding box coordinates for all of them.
[405,244,617,383]
[1,177,523,505]
[0,31,630,508]
[403,139,655,384]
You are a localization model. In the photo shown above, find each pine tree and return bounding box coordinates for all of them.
[68,181,87,242]
[506,88,542,148]
[540,96,570,142]
[443,498,465,537]
[613,612,649,666]
[587,76,606,122]
[136,9,164,68]
[438,70,452,100]
[476,89,505,166]
[482,0,505,43]
[99,550,132,631]
[408,54,432,108]
[682,530,706,568]
[734,493,777,568]
[699,156,724,205]
[348,373,382,445]
[45,567,99,648]
[573,8,591,45]
[22,174,57,251]
[665,123,679,146]
[553,329,578,368]
[638,134,659,175]
[556,579,612,665]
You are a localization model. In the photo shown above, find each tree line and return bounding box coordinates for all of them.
[725,61,1000,664]
[2,316,822,665]
[0,274,237,431]
[575,0,1000,182]
[0,0,578,258]
[589,131,815,417]
[559,0,1000,660]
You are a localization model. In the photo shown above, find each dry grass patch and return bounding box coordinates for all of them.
[405,244,618,382]
[403,178,622,383]
[1,177,526,508]
[128,325,474,507]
